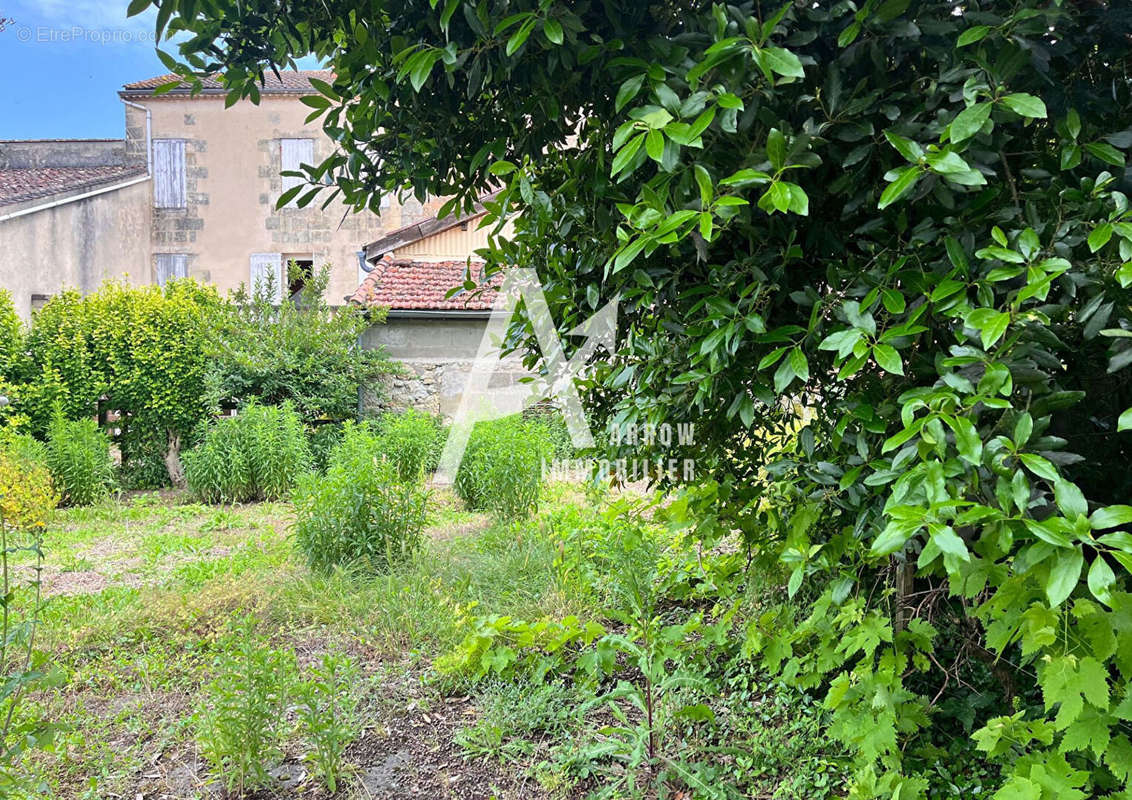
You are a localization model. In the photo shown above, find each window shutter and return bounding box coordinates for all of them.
[249,253,283,304]
[280,138,315,207]
[155,253,188,287]
[152,140,186,208]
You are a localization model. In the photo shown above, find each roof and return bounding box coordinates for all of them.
[363,191,499,262]
[120,69,334,96]
[0,139,122,144]
[349,257,503,311]
[0,165,147,209]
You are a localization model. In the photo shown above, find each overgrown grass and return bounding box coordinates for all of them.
[21,488,580,796]
[21,484,844,799]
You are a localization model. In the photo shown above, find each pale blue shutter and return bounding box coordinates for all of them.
[152,140,186,208]
[280,138,314,207]
[155,253,188,286]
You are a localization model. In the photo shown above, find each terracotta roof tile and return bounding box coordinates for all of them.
[349,257,503,311]
[121,70,334,94]
[0,165,146,208]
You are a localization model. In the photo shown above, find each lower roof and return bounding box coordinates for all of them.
[349,257,503,312]
[0,165,147,210]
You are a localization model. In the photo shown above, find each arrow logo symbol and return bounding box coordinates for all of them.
[435,268,618,484]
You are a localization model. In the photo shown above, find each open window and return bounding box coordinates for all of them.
[285,257,314,305]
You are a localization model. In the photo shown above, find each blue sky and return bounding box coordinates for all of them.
[0,1,166,139]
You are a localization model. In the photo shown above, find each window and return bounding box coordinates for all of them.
[155,253,188,286]
[284,257,314,304]
[152,139,186,208]
[280,138,314,207]
[249,252,283,304]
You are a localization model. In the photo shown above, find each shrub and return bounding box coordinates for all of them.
[455,416,550,521]
[45,416,114,507]
[22,281,219,485]
[0,430,47,471]
[372,409,446,482]
[0,439,60,791]
[204,263,395,423]
[0,433,57,532]
[525,405,577,461]
[183,402,310,504]
[307,421,345,473]
[117,417,175,490]
[195,616,295,794]
[293,425,428,572]
[182,416,252,504]
[0,291,28,433]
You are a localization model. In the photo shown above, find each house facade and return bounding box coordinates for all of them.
[0,70,494,318]
[0,69,514,419]
[117,70,433,304]
[0,138,151,318]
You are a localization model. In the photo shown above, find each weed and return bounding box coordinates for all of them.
[371,408,446,482]
[194,615,295,794]
[46,416,115,507]
[183,401,310,503]
[293,425,428,572]
[199,509,241,532]
[295,653,359,792]
[456,680,578,763]
[455,416,551,521]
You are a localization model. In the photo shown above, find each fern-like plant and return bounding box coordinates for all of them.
[45,415,114,506]
[293,424,428,572]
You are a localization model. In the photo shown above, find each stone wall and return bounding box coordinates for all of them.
[360,315,532,420]
[361,357,531,420]
[0,139,128,169]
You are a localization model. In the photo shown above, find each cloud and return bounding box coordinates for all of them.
[12,0,159,34]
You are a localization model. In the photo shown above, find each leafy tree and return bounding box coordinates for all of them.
[143,1,1132,797]
[203,263,394,424]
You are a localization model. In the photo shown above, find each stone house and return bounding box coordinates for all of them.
[0,70,464,317]
[0,69,512,417]
[0,139,151,318]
